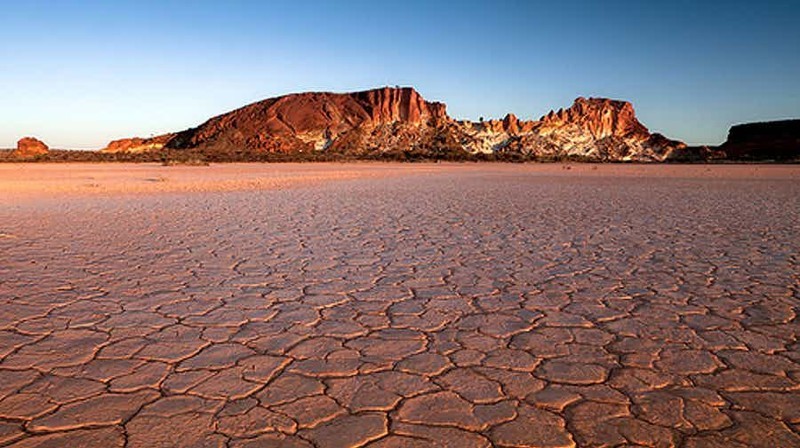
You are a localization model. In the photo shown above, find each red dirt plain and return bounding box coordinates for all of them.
[1,163,799,447]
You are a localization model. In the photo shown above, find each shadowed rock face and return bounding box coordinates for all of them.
[101,87,684,160]
[13,137,49,158]
[720,120,800,161]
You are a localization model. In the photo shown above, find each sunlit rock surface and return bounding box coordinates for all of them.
[11,137,49,158]
[101,88,684,161]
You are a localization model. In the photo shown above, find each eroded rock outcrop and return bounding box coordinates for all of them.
[102,87,685,161]
[540,97,649,140]
[102,134,174,153]
[460,97,685,161]
[165,87,449,154]
[12,137,49,158]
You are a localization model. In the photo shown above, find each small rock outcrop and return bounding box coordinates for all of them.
[12,137,49,158]
[102,134,174,153]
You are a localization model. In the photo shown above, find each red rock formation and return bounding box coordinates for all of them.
[503,114,520,134]
[498,114,537,134]
[537,97,650,140]
[505,97,686,160]
[102,134,174,153]
[12,137,49,158]
[165,87,449,153]
[352,87,447,124]
[453,97,683,159]
[102,87,686,161]
[474,114,535,135]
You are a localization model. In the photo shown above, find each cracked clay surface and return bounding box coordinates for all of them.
[0,163,799,447]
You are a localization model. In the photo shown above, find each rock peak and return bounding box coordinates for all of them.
[540,97,648,140]
[502,113,520,134]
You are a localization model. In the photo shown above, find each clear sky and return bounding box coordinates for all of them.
[2,0,799,148]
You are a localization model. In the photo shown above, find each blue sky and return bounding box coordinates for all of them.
[1,0,799,148]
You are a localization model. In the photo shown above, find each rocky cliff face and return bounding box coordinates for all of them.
[164,87,449,154]
[719,120,800,161]
[457,97,685,161]
[102,87,685,161]
[539,97,648,140]
[12,137,49,158]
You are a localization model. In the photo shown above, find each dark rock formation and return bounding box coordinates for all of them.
[719,120,800,161]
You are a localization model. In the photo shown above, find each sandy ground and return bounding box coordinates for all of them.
[1,163,799,447]
[1,162,798,202]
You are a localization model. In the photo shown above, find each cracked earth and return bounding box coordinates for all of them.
[0,163,799,447]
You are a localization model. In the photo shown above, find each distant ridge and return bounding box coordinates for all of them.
[720,120,800,161]
[8,87,796,162]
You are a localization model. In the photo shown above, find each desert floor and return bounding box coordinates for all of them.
[1,163,799,447]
